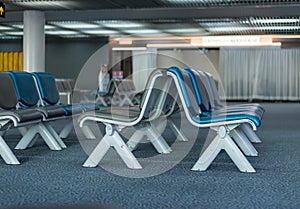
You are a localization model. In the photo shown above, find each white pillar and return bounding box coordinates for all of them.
[23,10,45,72]
[132,48,157,92]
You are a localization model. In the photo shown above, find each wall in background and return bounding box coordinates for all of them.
[45,37,108,80]
[0,37,109,80]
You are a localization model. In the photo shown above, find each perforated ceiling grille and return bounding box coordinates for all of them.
[1,0,300,39]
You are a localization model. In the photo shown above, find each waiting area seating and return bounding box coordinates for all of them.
[0,71,98,164]
[79,67,264,172]
[55,78,74,104]
[0,67,264,173]
[93,79,142,107]
[78,68,173,169]
[167,67,264,172]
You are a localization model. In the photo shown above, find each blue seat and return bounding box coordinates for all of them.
[0,72,54,165]
[32,72,85,115]
[167,66,262,172]
[6,71,69,151]
[201,71,265,117]
[32,72,100,139]
[188,69,264,144]
[185,69,263,152]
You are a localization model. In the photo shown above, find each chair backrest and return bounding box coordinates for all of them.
[138,68,172,120]
[32,72,60,105]
[161,79,178,116]
[116,79,136,92]
[6,71,40,108]
[203,72,223,107]
[55,79,66,92]
[0,73,19,110]
[184,69,212,112]
[167,67,201,117]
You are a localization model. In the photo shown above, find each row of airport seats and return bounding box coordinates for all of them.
[0,67,264,172]
[79,67,264,172]
[0,71,99,165]
[94,79,142,107]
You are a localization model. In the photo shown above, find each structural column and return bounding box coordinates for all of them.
[23,10,45,72]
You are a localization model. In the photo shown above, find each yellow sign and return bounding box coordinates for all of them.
[0,2,5,18]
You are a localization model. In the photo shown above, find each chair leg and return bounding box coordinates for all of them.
[15,123,62,151]
[81,125,96,139]
[126,124,172,154]
[167,120,189,142]
[230,128,258,156]
[119,95,134,106]
[126,129,145,151]
[240,124,262,143]
[96,96,108,106]
[83,134,111,167]
[191,134,222,171]
[222,134,256,172]
[59,121,73,139]
[192,126,255,173]
[0,136,20,164]
[44,123,67,149]
[83,124,142,169]
[15,125,38,150]
[18,127,28,136]
[146,126,172,154]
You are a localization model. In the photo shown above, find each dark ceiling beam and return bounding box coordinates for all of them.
[1,5,300,23]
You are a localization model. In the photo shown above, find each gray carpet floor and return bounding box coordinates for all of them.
[0,102,300,209]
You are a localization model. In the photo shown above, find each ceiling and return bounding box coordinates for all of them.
[1,0,300,41]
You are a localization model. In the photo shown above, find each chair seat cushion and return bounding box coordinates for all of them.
[192,110,261,127]
[61,104,84,116]
[0,108,43,123]
[37,106,67,119]
[79,108,140,123]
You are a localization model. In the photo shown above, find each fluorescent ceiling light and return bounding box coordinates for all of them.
[83,30,118,35]
[4,31,23,35]
[12,24,56,30]
[208,25,300,32]
[46,30,79,35]
[164,0,205,3]
[0,25,12,30]
[97,21,143,28]
[123,29,161,34]
[250,18,300,24]
[259,26,300,30]
[112,47,147,51]
[51,22,99,29]
[12,1,77,9]
[208,27,251,32]
[165,28,203,33]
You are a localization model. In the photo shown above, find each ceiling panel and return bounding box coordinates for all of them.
[0,0,300,40]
